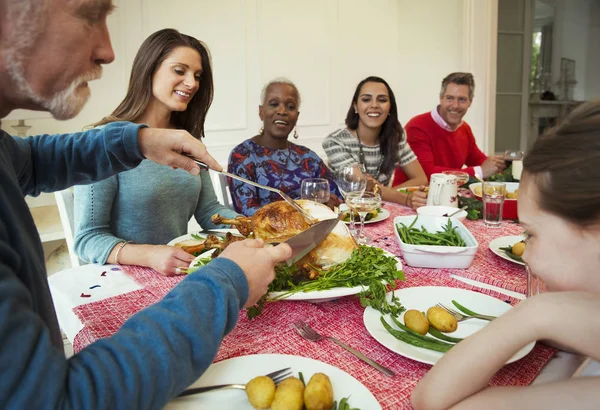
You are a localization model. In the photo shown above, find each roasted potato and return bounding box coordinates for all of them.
[427,307,458,333]
[304,373,334,410]
[512,241,526,257]
[403,310,429,335]
[271,377,305,410]
[245,376,276,410]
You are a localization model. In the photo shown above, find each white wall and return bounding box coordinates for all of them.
[552,0,600,100]
[1,0,497,165]
[586,0,600,99]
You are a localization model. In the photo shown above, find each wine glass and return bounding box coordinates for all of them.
[336,164,367,235]
[503,150,524,169]
[346,191,381,244]
[300,178,330,203]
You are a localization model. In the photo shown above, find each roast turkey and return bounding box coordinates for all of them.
[212,200,358,268]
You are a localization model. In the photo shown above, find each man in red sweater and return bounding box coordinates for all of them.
[394,72,505,185]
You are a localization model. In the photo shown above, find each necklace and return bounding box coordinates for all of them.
[355,129,383,181]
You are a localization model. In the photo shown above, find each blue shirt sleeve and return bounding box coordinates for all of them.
[0,253,249,410]
[14,121,146,196]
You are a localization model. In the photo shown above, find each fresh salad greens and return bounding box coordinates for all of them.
[179,255,213,274]
[247,245,405,319]
[396,217,466,247]
[458,195,483,220]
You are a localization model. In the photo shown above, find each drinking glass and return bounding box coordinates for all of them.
[346,191,381,244]
[526,264,548,297]
[300,178,330,203]
[482,181,506,227]
[336,164,367,235]
[503,150,524,169]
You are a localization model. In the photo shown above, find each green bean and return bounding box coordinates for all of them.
[428,327,463,343]
[452,300,496,318]
[380,317,453,353]
[330,401,338,410]
[390,316,457,345]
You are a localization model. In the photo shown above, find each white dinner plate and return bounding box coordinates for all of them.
[269,249,402,303]
[338,204,391,225]
[165,354,381,410]
[489,235,526,266]
[363,286,534,365]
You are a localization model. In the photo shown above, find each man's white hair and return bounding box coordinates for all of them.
[259,77,301,108]
[3,0,97,119]
[4,0,49,107]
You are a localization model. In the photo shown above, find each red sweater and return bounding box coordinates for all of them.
[394,112,487,185]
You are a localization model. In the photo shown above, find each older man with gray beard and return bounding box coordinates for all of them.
[0,0,291,408]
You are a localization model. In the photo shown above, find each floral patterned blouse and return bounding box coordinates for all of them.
[227,139,341,216]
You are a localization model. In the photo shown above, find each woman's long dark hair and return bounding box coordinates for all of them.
[90,29,214,139]
[345,76,403,175]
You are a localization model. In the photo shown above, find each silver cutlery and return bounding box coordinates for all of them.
[293,320,395,377]
[178,367,292,397]
[187,156,315,223]
[444,205,468,218]
[436,303,496,322]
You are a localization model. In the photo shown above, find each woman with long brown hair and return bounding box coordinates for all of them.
[323,76,428,210]
[74,29,238,276]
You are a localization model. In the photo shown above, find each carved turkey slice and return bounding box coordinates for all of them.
[212,200,358,267]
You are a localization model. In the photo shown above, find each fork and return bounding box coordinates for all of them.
[293,320,395,377]
[178,367,292,397]
[436,303,496,322]
[186,156,315,223]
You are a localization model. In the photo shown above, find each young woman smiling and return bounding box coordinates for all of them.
[74,29,239,276]
[323,76,428,210]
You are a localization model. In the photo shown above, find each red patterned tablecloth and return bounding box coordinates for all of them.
[73,268,554,410]
[71,205,554,409]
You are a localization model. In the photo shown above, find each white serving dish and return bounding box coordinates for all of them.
[416,205,467,222]
[393,215,479,269]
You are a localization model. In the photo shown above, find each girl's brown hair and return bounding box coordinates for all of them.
[523,100,600,225]
[90,28,213,139]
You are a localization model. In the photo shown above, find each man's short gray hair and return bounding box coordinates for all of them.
[439,72,475,101]
[259,77,301,108]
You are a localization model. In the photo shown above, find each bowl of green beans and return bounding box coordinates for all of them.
[394,215,479,269]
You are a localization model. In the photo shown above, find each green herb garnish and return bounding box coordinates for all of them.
[247,246,405,319]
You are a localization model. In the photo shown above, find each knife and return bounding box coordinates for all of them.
[281,217,340,266]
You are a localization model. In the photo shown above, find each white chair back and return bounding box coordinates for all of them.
[208,171,233,210]
[54,188,85,267]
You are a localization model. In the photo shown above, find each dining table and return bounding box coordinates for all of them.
[48,201,590,409]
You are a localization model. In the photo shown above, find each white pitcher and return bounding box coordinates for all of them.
[426,173,458,207]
